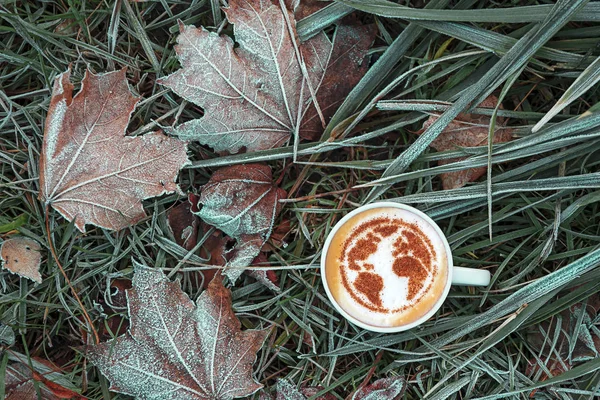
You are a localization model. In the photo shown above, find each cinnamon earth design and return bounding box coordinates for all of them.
[339,217,438,313]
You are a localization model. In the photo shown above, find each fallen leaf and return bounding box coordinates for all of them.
[40,68,189,232]
[5,363,61,400]
[259,379,336,400]
[32,371,88,400]
[194,164,286,282]
[420,96,514,189]
[167,200,200,251]
[528,297,600,364]
[352,377,406,400]
[1,237,42,283]
[203,231,279,290]
[287,0,330,20]
[525,293,600,395]
[158,0,374,153]
[262,218,292,252]
[198,223,228,288]
[98,278,132,340]
[5,358,86,400]
[88,262,268,400]
[247,253,279,292]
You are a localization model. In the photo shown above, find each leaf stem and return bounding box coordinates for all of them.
[44,205,99,344]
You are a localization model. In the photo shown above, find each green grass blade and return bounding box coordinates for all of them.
[336,0,600,23]
[365,0,590,202]
[296,3,354,41]
[533,55,600,132]
[428,245,600,350]
[320,0,450,140]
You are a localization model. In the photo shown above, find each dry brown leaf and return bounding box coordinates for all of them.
[259,379,336,400]
[88,262,268,400]
[158,0,374,153]
[204,232,280,291]
[246,252,279,292]
[40,68,189,232]
[97,278,131,341]
[1,237,42,283]
[5,361,85,400]
[194,164,286,282]
[167,200,200,251]
[420,95,514,189]
[263,218,292,252]
[528,294,600,363]
[525,293,600,395]
[198,223,228,288]
[352,377,406,400]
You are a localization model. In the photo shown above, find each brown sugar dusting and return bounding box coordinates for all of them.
[348,233,380,271]
[392,256,427,300]
[339,216,438,313]
[355,272,384,308]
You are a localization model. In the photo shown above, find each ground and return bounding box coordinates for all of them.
[2,0,600,399]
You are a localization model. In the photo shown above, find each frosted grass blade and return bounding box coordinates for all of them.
[336,0,600,23]
[533,55,600,132]
[365,0,590,202]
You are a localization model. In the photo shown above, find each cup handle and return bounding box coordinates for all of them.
[451,266,491,286]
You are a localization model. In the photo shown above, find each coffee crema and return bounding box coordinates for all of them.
[325,207,448,328]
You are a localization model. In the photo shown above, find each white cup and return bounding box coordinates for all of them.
[321,202,491,333]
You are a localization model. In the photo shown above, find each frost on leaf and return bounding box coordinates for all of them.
[1,237,42,283]
[88,262,268,400]
[158,0,375,153]
[259,379,336,400]
[194,164,286,282]
[4,353,85,400]
[526,292,600,391]
[420,96,514,189]
[39,68,189,232]
[167,199,200,251]
[352,377,406,400]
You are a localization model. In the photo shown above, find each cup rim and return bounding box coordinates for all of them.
[320,201,454,333]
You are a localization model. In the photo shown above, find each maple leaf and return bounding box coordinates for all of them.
[0,237,42,283]
[40,68,189,232]
[420,96,514,189]
[88,262,268,400]
[194,164,286,281]
[158,0,375,153]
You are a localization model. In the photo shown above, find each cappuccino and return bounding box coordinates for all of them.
[324,207,449,329]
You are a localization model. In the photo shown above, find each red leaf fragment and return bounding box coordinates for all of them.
[525,293,600,396]
[98,278,132,340]
[260,379,336,400]
[352,377,406,400]
[195,164,286,282]
[88,263,268,400]
[167,200,200,251]
[420,96,514,189]
[5,362,85,400]
[158,0,374,153]
[247,252,279,292]
[0,237,42,283]
[40,68,189,232]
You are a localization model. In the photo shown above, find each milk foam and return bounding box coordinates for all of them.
[327,207,448,328]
